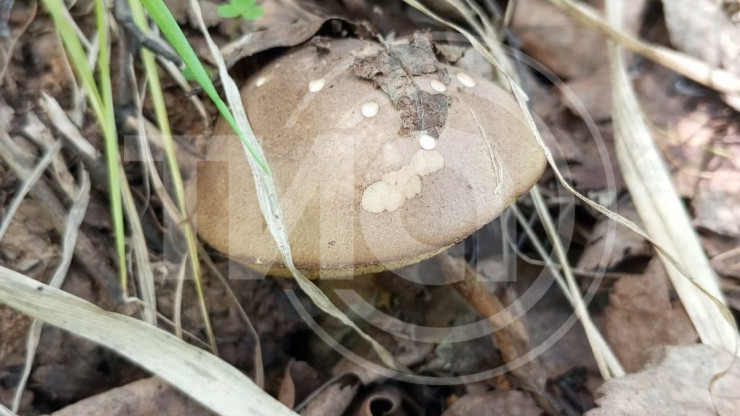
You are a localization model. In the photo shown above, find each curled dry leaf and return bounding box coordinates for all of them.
[350,385,404,416]
[587,344,740,416]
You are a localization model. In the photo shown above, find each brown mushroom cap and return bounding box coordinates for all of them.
[187,38,545,278]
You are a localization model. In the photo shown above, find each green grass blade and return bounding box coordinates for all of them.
[139,0,269,174]
[41,0,128,290]
[127,0,216,350]
[40,0,103,120]
[94,0,128,291]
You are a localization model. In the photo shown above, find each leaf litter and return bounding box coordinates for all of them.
[350,31,452,138]
[3,0,740,415]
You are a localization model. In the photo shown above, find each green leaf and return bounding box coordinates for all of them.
[233,0,256,8]
[241,6,264,20]
[217,3,243,19]
[217,0,262,20]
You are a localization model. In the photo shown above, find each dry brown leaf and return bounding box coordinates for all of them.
[587,344,740,415]
[512,0,607,79]
[49,377,214,416]
[516,271,599,378]
[561,67,612,121]
[710,242,740,280]
[162,0,188,22]
[602,257,698,372]
[0,306,31,407]
[0,200,58,275]
[442,390,542,416]
[214,0,327,65]
[301,375,360,416]
[693,167,740,238]
[578,200,651,272]
[512,0,647,121]
[350,32,451,138]
[663,0,740,109]
[278,360,323,409]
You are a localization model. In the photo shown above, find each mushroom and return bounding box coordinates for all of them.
[186,37,545,278]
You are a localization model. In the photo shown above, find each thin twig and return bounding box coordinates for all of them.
[437,252,559,415]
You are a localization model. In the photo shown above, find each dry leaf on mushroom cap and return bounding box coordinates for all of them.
[187,36,545,277]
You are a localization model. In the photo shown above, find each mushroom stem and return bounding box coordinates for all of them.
[436,252,559,416]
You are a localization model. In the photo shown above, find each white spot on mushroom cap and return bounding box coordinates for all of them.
[456,72,476,88]
[411,149,444,175]
[308,78,326,92]
[255,77,266,87]
[419,133,436,150]
[361,100,379,118]
[430,79,447,93]
[361,182,404,213]
[361,149,445,213]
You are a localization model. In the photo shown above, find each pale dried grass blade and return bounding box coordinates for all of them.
[547,0,740,95]
[118,163,158,325]
[526,191,625,379]
[510,204,625,378]
[0,403,14,416]
[186,0,400,370]
[40,94,158,325]
[12,170,90,412]
[0,140,61,242]
[411,0,622,377]
[605,0,738,353]
[0,266,298,416]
